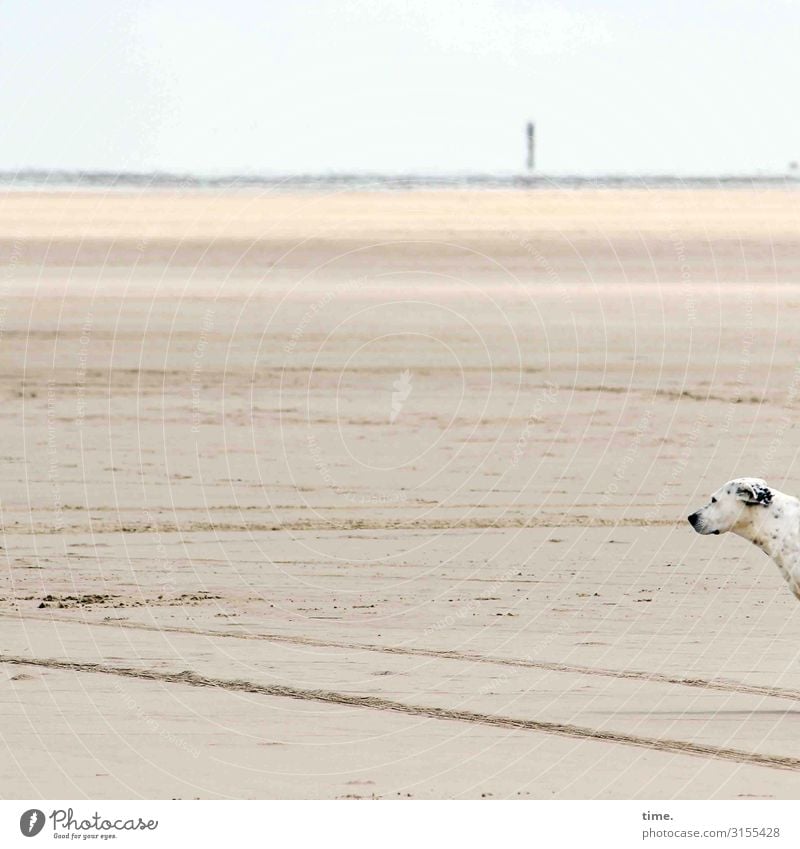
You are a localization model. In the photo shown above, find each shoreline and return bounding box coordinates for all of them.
[1,172,800,193]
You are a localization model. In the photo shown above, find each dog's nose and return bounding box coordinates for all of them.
[688,512,699,527]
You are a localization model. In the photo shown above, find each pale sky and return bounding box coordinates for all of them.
[1,0,798,174]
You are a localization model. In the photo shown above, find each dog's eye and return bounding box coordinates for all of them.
[711,497,717,504]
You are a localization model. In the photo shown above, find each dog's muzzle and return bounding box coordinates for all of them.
[688,512,719,534]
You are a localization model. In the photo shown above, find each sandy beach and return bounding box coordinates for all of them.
[3,187,800,799]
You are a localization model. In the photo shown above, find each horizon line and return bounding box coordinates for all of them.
[1,169,799,190]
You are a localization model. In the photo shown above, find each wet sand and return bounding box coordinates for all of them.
[3,188,800,798]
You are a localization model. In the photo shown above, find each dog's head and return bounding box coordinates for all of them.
[688,478,773,535]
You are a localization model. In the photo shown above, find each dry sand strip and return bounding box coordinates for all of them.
[6,611,800,705]
[1,190,798,241]
[2,652,799,774]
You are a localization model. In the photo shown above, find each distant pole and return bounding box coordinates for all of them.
[526,121,535,171]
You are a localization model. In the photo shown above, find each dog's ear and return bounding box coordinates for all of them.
[735,480,773,506]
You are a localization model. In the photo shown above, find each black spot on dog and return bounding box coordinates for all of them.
[736,483,773,506]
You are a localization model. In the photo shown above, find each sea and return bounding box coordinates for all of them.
[0,170,798,192]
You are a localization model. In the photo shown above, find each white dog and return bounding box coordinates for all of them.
[688,477,800,600]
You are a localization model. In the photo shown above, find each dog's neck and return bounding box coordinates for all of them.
[732,489,800,565]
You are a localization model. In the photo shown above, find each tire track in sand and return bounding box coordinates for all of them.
[5,611,800,704]
[2,652,798,772]
[3,515,678,534]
